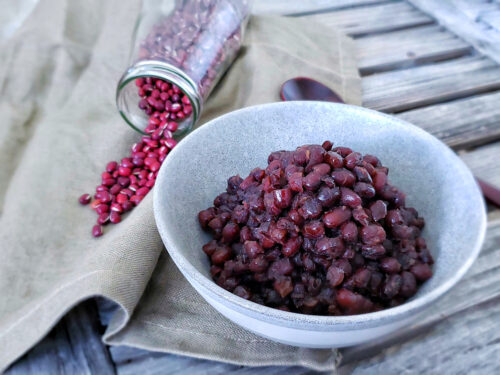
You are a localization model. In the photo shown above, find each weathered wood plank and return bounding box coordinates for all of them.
[396,92,500,149]
[6,301,115,375]
[343,297,500,375]
[252,0,394,16]
[363,55,500,112]
[461,142,500,187]
[96,297,118,327]
[356,25,472,74]
[408,0,500,64]
[341,215,500,371]
[306,2,434,36]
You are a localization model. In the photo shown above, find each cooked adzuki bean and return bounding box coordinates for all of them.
[80,77,182,237]
[199,142,434,315]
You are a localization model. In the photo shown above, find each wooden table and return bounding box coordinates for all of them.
[7,1,500,374]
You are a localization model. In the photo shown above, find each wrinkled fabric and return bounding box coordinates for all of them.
[0,0,360,371]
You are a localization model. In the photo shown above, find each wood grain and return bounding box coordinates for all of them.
[409,0,500,64]
[252,0,394,16]
[357,25,472,74]
[397,92,500,149]
[461,142,500,186]
[307,2,434,36]
[5,301,115,375]
[363,55,500,112]
[343,297,500,375]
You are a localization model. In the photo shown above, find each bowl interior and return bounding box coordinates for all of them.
[154,101,485,320]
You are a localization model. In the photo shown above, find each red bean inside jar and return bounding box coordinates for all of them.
[198,142,434,316]
[116,0,250,135]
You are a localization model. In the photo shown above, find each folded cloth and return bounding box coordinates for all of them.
[0,0,360,371]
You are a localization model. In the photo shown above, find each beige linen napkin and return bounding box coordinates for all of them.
[0,0,360,372]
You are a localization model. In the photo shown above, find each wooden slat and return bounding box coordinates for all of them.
[307,2,434,36]
[252,0,394,16]
[363,56,500,112]
[356,25,472,74]
[6,301,115,375]
[396,92,500,149]
[343,297,500,374]
[96,297,118,327]
[341,217,500,374]
[461,142,500,186]
[409,0,500,64]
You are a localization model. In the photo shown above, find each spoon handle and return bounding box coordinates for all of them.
[476,177,500,208]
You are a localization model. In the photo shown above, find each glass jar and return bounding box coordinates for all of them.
[116,0,250,135]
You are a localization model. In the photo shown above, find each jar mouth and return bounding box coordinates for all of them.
[116,60,202,136]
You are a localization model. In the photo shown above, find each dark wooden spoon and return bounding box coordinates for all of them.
[280,76,500,208]
[280,77,344,103]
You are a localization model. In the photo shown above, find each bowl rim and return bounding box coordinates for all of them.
[154,101,487,329]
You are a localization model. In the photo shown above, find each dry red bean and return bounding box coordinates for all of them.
[78,193,91,205]
[110,184,121,195]
[136,187,150,196]
[109,211,121,224]
[118,167,131,176]
[110,203,123,213]
[106,161,118,173]
[97,213,109,225]
[92,225,103,237]
[81,83,180,237]
[95,204,109,215]
[122,201,134,212]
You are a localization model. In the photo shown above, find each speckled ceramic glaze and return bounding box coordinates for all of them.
[153,101,487,348]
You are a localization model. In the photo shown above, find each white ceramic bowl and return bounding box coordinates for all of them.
[154,102,486,348]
